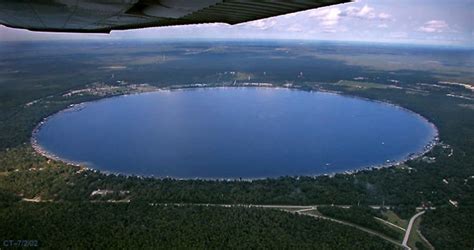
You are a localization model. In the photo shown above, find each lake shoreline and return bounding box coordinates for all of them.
[31,84,439,181]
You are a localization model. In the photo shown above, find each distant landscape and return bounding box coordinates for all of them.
[0,40,473,249]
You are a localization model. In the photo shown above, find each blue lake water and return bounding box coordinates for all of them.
[35,87,436,179]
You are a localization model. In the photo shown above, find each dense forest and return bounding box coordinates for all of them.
[0,41,473,249]
[317,206,403,240]
[421,205,474,249]
[0,202,397,249]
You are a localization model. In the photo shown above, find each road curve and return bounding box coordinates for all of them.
[402,211,426,250]
[295,209,404,248]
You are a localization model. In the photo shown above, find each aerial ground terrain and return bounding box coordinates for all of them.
[0,41,473,249]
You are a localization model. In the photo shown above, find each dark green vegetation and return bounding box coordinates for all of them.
[421,206,474,249]
[0,41,473,249]
[0,202,396,249]
[317,206,403,240]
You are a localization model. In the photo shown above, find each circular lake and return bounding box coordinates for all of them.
[34,87,437,179]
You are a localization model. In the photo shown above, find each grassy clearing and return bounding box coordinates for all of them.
[408,217,432,250]
[382,210,409,228]
[302,209,324,216]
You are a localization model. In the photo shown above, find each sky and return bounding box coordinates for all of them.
[0,0,472,47]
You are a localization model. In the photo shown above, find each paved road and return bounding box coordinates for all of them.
[25,200,407,247]
[374,216,406,232]
[402,211,426,250]
[22,199,428,248]
[293,208,404,248]
[150,202,405,247]
[151,203,393,210]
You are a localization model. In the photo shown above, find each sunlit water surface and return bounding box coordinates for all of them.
[35,88,436,179]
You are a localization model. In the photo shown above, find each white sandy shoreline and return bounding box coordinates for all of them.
[30,84,440,181]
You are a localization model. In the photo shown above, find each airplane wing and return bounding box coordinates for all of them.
[0,0,350,33]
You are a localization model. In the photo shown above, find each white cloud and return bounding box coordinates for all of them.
[418,20,449,33]
[358,5,374,16]
[203,23,228,28]
[309,7,342,27]
[341,5,392,20]
[344,5,375,18]
[286,24,304,32]
[378,13,392,20]
[378,23,388,28]
[309,4,392,30]
[242,19,277,30]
